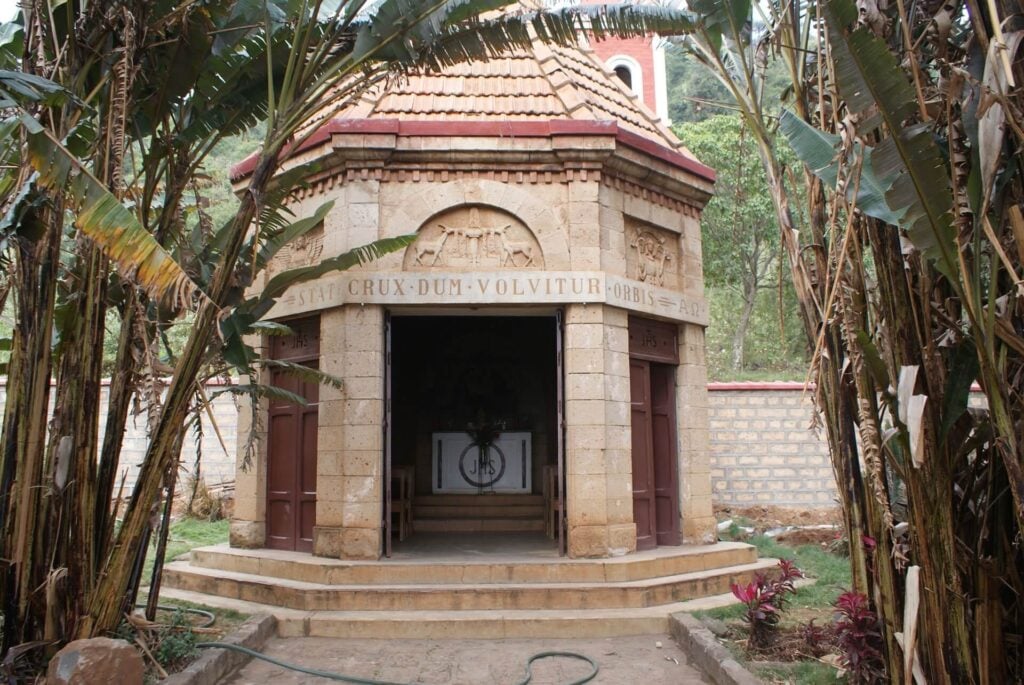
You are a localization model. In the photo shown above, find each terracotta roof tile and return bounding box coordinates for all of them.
[322,40,693,160]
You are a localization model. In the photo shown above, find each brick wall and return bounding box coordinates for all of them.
[707,382,838,510]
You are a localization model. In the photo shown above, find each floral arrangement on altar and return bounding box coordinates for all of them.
[465,412,505,449]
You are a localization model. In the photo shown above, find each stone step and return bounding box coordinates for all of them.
[412,494,544,507]
[412,518,545,533]
[161,558,777,612]
[187,541,759,586]
[157,586,743,639]
[414,504,545,519]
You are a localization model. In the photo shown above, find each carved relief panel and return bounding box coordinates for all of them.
[268,223,324,276]
[625,219,679,289]
[403,205,544,271]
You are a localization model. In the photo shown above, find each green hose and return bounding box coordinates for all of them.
[196,642,599,685]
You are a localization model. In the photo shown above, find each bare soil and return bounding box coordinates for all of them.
[714,504,843,528]
[714,621,835,664]
[774,527,842,547]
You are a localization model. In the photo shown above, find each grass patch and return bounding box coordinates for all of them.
[141,517,229,583]
[749,535,851,613]
[755,660,838,684]
[692,536,852,683]
[697,534,851,622]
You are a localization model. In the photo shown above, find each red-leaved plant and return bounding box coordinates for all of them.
[730,558,804,650]
[833,591,886,683]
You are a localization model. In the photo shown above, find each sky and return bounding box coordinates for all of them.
[0,1,14,22]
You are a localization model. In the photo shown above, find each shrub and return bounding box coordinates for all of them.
[730,558,804,650]
[153,609,198,671]
[801,618,834,657]
[833,591,885,684]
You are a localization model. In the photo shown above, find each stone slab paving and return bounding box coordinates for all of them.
[224,634,710,684]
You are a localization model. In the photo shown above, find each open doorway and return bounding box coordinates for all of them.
[387,314,560,555]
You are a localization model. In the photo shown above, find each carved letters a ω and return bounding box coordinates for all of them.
[629,226,675,287]
[404,206,544,270]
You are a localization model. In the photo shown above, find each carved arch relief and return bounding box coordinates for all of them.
[402,205,544,271]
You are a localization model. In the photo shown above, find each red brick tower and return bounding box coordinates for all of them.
[579,0,670,123]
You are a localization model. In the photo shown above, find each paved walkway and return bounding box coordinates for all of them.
[225,634,710,684]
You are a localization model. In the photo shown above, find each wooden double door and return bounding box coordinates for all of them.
[266,318,320,552]
[628,318,681,551]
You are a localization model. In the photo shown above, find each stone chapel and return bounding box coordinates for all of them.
[222,32,720,563]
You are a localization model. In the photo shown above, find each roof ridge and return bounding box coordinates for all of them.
[531,41,599,123]
[545,41,683,151]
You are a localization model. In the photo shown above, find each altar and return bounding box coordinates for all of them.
[431,431,532,494]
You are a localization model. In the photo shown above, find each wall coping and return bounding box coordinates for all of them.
[707,381,984,392]
[707,381,811,391]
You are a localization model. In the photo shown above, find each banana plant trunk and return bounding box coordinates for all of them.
[80,153,279,637]
[0,202,65,652]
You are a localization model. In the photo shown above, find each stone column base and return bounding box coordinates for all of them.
[682,516,717,545]
[315,526,381,560]
[340,528,382,560]
[229,519,265,549]
[607,523,638,556]
[568,523,638,558]
[313,526,344,558]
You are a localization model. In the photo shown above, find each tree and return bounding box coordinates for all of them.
[0,0,700,660]
[666,45,732,122]
[677,114,786,371]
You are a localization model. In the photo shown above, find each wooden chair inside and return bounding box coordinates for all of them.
[542,464,562,540]
[391,465,414,541]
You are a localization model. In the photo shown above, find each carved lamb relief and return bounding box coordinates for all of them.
[403,206,544,270]
[626,221,679,288]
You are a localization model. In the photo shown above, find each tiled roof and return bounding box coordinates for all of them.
[331,41,690,157]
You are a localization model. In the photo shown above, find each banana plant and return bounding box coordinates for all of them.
[766,0,1024,680]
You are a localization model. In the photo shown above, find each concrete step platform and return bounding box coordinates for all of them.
[185,540,759,585]
[157,586,746,639]
[161,557,776,612]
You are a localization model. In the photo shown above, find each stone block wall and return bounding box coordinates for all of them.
[707,382,837,509]
[0,379,239,494]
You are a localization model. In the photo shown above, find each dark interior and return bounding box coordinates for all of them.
[390,315,557,496]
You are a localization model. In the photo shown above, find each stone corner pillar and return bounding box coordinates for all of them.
[230,366,267,549]
[564,303,637,558]
[316,305,385,560]
[677,322,716,545]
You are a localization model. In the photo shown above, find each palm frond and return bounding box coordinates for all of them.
[23,123,206,307]
[209,382,308,406]
[261,358,343,390]
[257,234,415,305]
[779,110,900,225]
[823,0,956,278]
